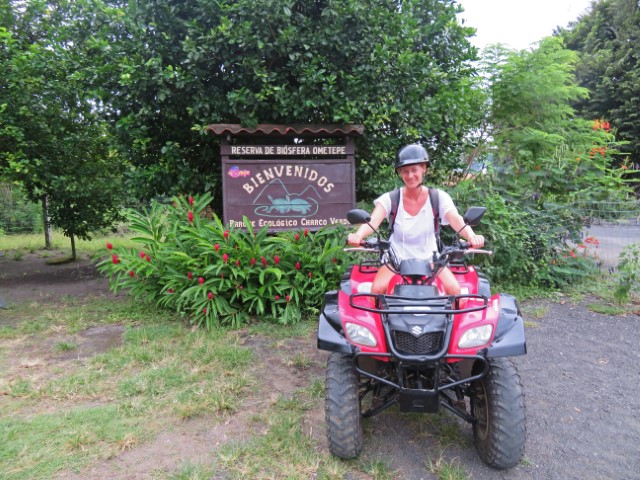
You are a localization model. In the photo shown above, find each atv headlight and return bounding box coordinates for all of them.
[345,322,377,347]
[458,325,493,349]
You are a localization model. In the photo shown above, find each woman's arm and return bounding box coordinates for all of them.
[444,209,485,248]
[347,203,387,246]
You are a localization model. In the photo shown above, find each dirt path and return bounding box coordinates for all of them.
[1,255,639,479]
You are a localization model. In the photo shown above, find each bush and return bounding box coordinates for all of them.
[97,193,348,328]
[449,181,595,288]
[614,244,640,304]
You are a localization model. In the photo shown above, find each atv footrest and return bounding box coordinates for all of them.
[398,387,439,413]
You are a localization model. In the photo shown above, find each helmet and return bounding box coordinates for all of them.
[395,144,429,169]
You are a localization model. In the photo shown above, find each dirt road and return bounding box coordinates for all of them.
[357,298,640,480]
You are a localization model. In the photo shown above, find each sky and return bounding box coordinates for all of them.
[457,0,595,51]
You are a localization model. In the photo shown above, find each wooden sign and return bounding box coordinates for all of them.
[208,124,362,232]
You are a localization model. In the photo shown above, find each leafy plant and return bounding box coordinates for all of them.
[614,244,640,304]
[97,194,348,328]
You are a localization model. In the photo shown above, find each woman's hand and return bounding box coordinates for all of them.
[468,234,485,248]
[347,233,363,246]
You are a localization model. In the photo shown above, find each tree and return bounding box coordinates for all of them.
[450,37,633,288]
[562,0,640,171]
[0,2,124,258]
[476,37,629,204]
[91,0,483,204]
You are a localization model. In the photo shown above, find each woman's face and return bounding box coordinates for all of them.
[397,163,427,188]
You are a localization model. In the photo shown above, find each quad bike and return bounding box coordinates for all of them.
[317,206,527,470]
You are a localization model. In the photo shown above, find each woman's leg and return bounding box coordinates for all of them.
[438,266,461,295]
[371,264,396,295]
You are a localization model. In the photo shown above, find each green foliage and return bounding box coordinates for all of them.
[97,194,348,328]
[614,244,640,304]
[480,37,631,206]
[451,181,596,288]
[0,183,42,234]
[562,0,640,171]
[0,4,125,253]
[79,0,482,202]
[448,36,636,290]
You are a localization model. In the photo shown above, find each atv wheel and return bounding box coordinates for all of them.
[325,352,362,459]
[471,357,526,469]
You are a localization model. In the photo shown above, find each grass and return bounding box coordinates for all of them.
[0,230,136,260]
[0,297,258,479]
[1,293,401,480]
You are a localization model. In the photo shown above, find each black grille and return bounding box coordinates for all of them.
[392,330,444,355]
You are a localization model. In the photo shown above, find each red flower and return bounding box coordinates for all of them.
[223,230,229,239]
[208,292,214,299]
[187,271,193,280]
[261,256,268,267]
[214,243,220,252]
[106,242,113,250]
[140,251,146,259]
[188,195,194,206]
[235,259,240,267]
[222,253,229,263]
[295,233,300,241]
[250,257,256,266]
[570,251,576,258]
[308,272,313,278]
[128,270,135,277]
[304,228,309,237]
[203,307,207,314]
[167,288,174,293]
[145,255,151,262]
[112,254,119,264]
[295,262,301,270]
[238,285,243,290]
[286,295,291,302]
[199,277,205,284]
[332,257,337,263]
[274,255,280,265]
[275,295,280,300]
[188,211,194,224]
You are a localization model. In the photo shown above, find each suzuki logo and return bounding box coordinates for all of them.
[411,325,423,336]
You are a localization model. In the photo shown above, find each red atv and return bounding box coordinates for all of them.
[317,207,527,470]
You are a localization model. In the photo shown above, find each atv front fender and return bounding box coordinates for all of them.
[317,312,353,354]
[486,293,527,358]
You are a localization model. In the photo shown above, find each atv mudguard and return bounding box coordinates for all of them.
[486,293,527,357]
[317,290,353,354]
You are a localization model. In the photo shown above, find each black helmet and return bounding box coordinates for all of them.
[395,144,429,169]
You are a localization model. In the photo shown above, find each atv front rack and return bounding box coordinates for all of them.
[350,292,489,315]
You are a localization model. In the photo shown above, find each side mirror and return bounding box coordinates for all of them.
[462,206,486,227]
[346,209,371,225]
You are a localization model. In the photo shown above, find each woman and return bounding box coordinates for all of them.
[347,144,485,296]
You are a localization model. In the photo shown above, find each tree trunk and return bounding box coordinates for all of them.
[70,233,76,261]
[42,195,53,249]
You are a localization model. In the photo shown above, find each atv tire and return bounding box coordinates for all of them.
[325,352,362,459]
[471,357,526,469]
